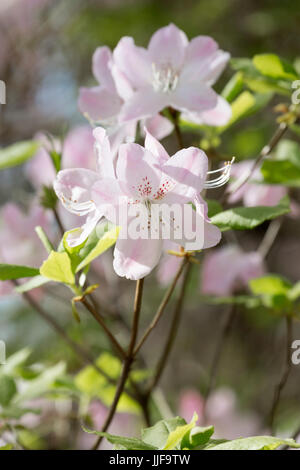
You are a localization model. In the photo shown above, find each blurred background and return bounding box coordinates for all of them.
[0,0,300,450]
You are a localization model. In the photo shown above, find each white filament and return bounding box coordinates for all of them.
[204,157,235,189]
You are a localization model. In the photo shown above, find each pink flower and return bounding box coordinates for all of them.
[54,127,222,280]
[181,96,232,127]
[0,202,53,297]
[78,46,173,154]
[201,245,265,296]
[228,161,287,207]
[113,24,230,122]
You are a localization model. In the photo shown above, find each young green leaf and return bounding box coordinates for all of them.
[0,141,40,170]
[14,275,49,294]
[83,428,157,450]
[253,54,299,81]
[163,412,198,450]
[249,275,292,296]
[40,251,75,285]
[207,435,300,450]
[142,416,187,449]
[211,196,290,231]
[261,160,300,187]
[0,375,17,407]
[0,264,40,280]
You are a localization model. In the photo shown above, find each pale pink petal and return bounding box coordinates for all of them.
[119,87,168,122]
[148,23,188,70]
[243,184,287,207]
[91,178,130,224]
[182,96,232,127]
[113,37,151,89]
[63,126,96,170]
[78,86,122,121]
[171,82,218,114]
[161,147,208,203]
[26,147,56,188]
[116,143,162,199]
[54,169,99,216]
[239,252,265,284]
[111,64,134,101]
[66,210,102,247]
[93,127,115,179]
[144,128,170,165]
[157,251,182,286]
[143,114,174,140]
[113,236,163,280]
[92,46,115,92]
[198,50,230,86]
[184,36,218,70]
[108,121,137,158]
[179,390,204,424]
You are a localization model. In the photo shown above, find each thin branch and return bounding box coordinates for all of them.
[92,279,145,450]
[258,218,282,259]
[134,258,188,356]
[81,298,127,359]
[52,207,65,238]
[147,262,193,394]
[169,107,184,149]
[13,281,117,387]
[223,122,288,203]
[269,316,293,433]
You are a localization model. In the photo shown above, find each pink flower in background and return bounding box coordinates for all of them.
[113,24,229,122]
[54,127,222,280]
[201,245,265,296]
[228,160,287,207]
[26,125,96,189]
[78,46,173,155]
[179,387,260,439]
[0,202,53,297]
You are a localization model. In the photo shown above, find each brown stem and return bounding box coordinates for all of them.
[269,316,293,433]
[92,279,145,450]
[223,122,288,204]
[134,258,188,356]
[81,298,127,359]
[169,107,184,149]
[52,207,65,238]
[147,262,192,394]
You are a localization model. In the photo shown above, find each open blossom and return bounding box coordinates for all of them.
[54,127,223,280]
[201,245,265,296]
[0,202,52,297]
[228,160,287,207]
[78,46,173,155]
[181,96,232,127]
[113,23,230,122]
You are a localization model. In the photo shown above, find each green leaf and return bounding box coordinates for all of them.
[0,348,31,376]
[0,264,40,280]
[206,199,223,218]
[182,425,214,449]
[0,375,17,406]
[14,275,49,293]
[207,436,300,450]
[249,275,292,296]
[253,54,299,81]
[163,412,198,450]
[40,251,75,285]
[0,444,13,450]
[83,428,157,450]
[261,160,300,187]
[275,140,300,167]
[142,416,187,449]
[75,225,120,272]
[221,72,244,102]
[289,281,300,301]
[0,406,41,420]
[211,196,290,231]
[218,91,272,133]
[13,362,66,404]
[75,353,140,414]
[0,141,40,170]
